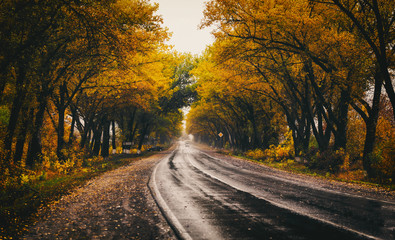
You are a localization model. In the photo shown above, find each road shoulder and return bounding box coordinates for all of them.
[196,144,395,202]
[24,153,176,239]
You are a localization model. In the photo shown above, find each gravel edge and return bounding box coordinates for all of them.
[198,145,395,202]
[23,153,177,240]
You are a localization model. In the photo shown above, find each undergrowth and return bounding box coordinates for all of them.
[237,152,394,192]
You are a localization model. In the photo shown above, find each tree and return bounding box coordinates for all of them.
[0,0,169,168]
[310,0,395,176]
[188,51,282,151]
[313,0,395,120]
[199,0,388,174]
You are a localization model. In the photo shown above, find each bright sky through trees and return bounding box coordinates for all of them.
[152,0,214,55]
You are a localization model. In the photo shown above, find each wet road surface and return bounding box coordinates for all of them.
[150,141,395,240]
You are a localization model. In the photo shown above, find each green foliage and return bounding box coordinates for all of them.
[370,149,395,184]
[160,54,199,113]
[0,106,9,125]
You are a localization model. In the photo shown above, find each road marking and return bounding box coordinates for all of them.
[188,151,380,240]
[148,148,193,240]
[200,151,395,205]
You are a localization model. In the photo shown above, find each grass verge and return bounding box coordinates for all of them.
[216,149,395,193]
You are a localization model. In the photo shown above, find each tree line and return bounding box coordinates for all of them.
[0,0,195,186]
[187,0,394,180]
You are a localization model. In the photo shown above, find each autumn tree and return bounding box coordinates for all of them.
[0,0,168,169]
[188,51,282,151]
[309,0,395,176]
[311,0,394,119]
[198,0,390,174]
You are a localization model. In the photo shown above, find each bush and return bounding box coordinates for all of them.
[308,148,346,173]
[370,149,395,183]
[370,116,395,183]
[245,149,265,160]
[263,129,294,162]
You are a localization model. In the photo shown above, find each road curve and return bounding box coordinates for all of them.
[149,141,395,240]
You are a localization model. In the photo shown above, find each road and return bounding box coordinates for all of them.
[150,141,395,240]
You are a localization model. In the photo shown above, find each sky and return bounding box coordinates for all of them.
[152,0,215,55]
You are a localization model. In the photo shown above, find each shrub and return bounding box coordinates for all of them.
[245,149,265,160]
[264,129,294,162]
[370,149,395,183]
[308,148,346,173]
[370,116,395,183]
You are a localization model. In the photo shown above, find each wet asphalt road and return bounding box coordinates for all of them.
[150,141,395,240]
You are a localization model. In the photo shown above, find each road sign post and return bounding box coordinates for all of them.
[218,132,223,148]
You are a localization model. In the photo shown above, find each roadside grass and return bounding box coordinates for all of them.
[216,149,395,193]
[0,152,155,239]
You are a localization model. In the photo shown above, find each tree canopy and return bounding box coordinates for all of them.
[186,0,394,179]
[0,0,196,187]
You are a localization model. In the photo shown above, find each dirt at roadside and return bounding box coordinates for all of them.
[200,146,395,202]
[24,153,176,240]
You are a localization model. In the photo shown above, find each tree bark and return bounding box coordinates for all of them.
[56,81,68,160]
[101,119,110,158]
[4,65,27,162]
[138,122,150,151]
[26,98,47,167]
[0,74,6,100]
[57,106,65,160]
[68,106,77,145]
[333,89,350,150]
[80,113,95,149]
[111,120,116,151]
[127,107,137,142]
[362,73,383,177]
[13,108,33,165]
[92,126,102,156]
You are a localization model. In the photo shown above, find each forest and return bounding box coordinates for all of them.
[0,1,202,235]
[0,0,199,199]
[187,0,394,182]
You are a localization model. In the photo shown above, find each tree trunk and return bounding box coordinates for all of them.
[80,116,94,149]
[68,106,77,145]
[302,117,311,154]
[380,63,395,120]
[0,75,6,100]
[130,121,139,145]
[362,73,383,177]
[138,123,150,151]
[57,107,65,160]
[56,81,68,160]
[92,134,101,156]
[13,108,33,165]
[101,119,110,158]
[26,99,47,167]
[111,120,116,151]
[92,122,103,156]
[127,108,137,142]
[333,89,350,150]
[4,68,27,162]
